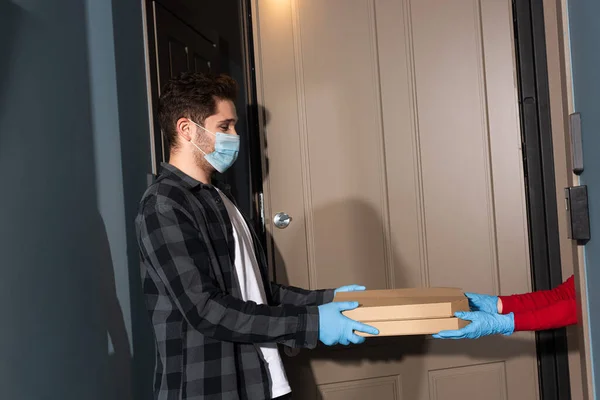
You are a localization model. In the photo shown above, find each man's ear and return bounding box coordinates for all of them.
[176,118,193,142]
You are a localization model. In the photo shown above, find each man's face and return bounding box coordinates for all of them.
[188,99,238,172]
[204,99,238,137]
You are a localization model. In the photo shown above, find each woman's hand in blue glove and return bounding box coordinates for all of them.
[464,292,500,314]
[432,311,515,339]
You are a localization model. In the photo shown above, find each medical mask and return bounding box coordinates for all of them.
[190,120,240,173]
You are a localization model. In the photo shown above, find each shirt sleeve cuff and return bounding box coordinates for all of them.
[296,306,320,349]
[499,295,518,314]
[512,312,526,332]
[320,289,335,305]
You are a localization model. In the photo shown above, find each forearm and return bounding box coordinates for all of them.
[175,286,320,348]
[270,282,335,306]
[512,299,577,331]
[139,201,321,349]
[499,275,575,314]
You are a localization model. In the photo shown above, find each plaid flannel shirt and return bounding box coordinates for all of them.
[136,163,334,400]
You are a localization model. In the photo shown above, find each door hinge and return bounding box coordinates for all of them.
[569,112,584,175]
[565,185,590,244]
[258,192,266,233]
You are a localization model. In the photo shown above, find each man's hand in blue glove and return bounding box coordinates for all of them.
[464,292,500,314]
[432,311,515,339]
[335,284,366,294]
[318,301,379,346]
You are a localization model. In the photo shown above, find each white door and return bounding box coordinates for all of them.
[251,0,539,398]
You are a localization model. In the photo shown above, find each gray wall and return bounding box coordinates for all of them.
[0,0,153,398]
[567,0,600,397]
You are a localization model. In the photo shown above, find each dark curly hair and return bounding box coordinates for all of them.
[158,72,238,153]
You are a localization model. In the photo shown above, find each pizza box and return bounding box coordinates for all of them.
[334,287,470,337]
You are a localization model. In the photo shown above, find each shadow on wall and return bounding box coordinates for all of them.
[0,0,19,120]
[86,211,134,400]
[109,0,155,398]
[0,0,143,398]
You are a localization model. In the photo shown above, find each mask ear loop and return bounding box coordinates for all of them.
[190,141,207,156]
[188,119,215,156]
[190,120,216,136]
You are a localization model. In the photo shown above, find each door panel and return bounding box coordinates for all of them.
[253,0,539,398]
[167,38,189,77]
[319,376,402,400]
[428,363,507,400]
[408,0,498,292]
[154,2,217,81]
[297,0,389,290]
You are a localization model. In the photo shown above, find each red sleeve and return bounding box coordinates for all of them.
[512,299,578,331]
[499,275,575,313]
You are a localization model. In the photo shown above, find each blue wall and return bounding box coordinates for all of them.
[0,0,153,398]
[567,0,600,397]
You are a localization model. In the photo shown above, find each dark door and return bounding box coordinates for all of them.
[147,1,219,163]
[145,0,259,220]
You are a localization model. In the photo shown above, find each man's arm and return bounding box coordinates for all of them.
[269,282,335,307]
[137,200,319,349]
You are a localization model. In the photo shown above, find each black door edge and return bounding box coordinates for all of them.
[512,0,572,399]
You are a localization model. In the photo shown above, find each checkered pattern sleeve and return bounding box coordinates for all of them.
[138,199,321,349]
[270,282,335,307]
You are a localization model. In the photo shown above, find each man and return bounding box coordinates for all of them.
[136,72,378,400]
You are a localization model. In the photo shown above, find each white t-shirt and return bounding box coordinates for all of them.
[217,190,291,399]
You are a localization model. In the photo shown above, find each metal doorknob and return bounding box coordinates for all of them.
[273,212,292,229]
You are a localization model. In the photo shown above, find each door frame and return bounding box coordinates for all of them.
[239,0,266,237]
[512,0,572,399]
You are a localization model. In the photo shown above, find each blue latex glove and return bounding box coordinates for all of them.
[464,292,499,314]
[318,301,379,345]
[335,284,366,294]
[432,311,515,339]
